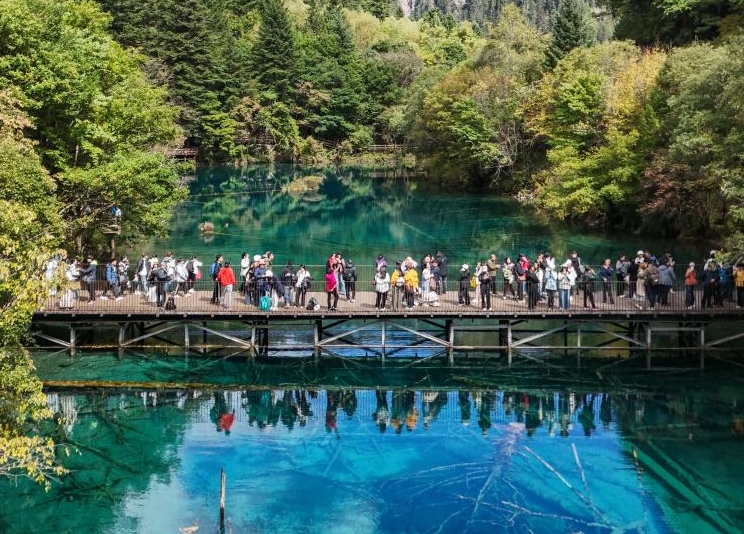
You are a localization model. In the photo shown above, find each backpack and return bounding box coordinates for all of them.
[210,262,219,280]
[469,275,477,289]
[186,260,194,273]
[259,295,271,311]
[306,296,318,311]
[514,262,524,276]
[164,296,176,310]
[343,267,355,282]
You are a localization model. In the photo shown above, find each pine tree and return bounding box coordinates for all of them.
[251,0,296,103]
[546,0,595,67]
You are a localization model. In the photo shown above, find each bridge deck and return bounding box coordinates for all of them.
[36,286,744,321]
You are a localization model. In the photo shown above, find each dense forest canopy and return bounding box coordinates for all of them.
[0,0,743,486]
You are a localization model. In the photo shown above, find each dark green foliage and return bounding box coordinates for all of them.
[251,0,296,102]
[99,0,251,150]
[546,0,595,67]
[606,0,744,46]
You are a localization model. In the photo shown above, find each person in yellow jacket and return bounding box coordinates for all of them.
[403,267,419,308]
[734,263,744,308]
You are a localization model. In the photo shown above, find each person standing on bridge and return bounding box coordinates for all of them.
[210,254,223,305]
[478,263,492,311]
[544,264,557,309]
[657,258,676,306]
[216,261,236,310]
[616,254,630,298]
[147,260,169,307]
[581,266,597,310]
[374,266,390,309]
[486,254,500,296]
[104,258,122,300]
[403,261,419,308]
[135,253,149,295]
[599,259,615,305]
[684,262,697,308]
[526,264,540,309]
[557,264,572,309]
[80,257,97,303]
[325,264,339,311]
[458,264,471,306]
[343,259,357,303]
[734,263,744,308]
[435,251,448,294]
[644,257,660,310]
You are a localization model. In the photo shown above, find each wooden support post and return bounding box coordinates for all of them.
[575,322,581,366]
[646,324,652,370]
[699,324,705,370]
[184,322,190,351]
[314,319,322,362]
[249,322,256,359]
[219,468,226,532]
[259,321,268,357]
[381,319,386,364]
[119,323,127,347]
[202,321,207,355]
[69,325,76,356]
[446,319,454,366]
[507,321,513,366]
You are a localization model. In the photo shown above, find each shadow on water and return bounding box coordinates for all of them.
[1,349,743,534]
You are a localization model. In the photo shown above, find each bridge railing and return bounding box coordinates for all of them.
[40,275,740,314]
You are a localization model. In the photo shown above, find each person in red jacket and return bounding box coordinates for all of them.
[216,261,236,310]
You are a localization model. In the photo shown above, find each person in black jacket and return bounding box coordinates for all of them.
[526,265,540,309]
[458,264,471,306]
[582,267,597,310]
[147,261,170,307]
[343,259,358,303]
[436,251,449,294]
[79,258,98,302]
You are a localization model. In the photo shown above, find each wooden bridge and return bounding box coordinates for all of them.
[32,281,744,370]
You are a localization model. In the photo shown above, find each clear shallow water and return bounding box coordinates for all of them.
[137,165,709,270]
[3,376,744,534]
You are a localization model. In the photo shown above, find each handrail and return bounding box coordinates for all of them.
[40,278,741,315]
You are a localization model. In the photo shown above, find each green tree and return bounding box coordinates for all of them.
[0,91,66,489]
[251,0,297,103]
[410,4,546,187]
[640,35,744,249]
[525,42,665,225]
[99,0,257,156]
[0,0,185,254]
[605,0,744,45]
[546,0,595,67]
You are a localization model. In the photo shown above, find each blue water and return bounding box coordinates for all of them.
[11,386,734,534]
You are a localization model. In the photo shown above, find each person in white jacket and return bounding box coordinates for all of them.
[374,267,390,309]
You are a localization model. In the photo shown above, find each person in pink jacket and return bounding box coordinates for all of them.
[325,265,339,311]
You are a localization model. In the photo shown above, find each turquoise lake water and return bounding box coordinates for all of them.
[3,367,744,534]
[137,165,710,271]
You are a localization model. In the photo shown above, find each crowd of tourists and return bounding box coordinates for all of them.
[48,247,744,311]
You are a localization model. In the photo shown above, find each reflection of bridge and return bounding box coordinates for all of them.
[33,282,744,369]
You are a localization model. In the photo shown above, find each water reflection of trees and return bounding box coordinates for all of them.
[151,165,547,263]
